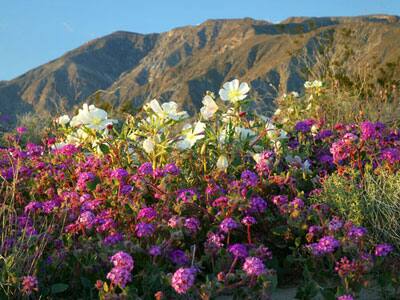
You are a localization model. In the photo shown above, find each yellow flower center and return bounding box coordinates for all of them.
[228,90,241,101]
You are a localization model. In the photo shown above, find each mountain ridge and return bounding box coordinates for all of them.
[1,15,399,121]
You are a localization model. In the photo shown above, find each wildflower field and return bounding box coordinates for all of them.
[1,79,400,300]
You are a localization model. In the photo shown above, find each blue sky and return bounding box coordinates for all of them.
[1,0,399,80]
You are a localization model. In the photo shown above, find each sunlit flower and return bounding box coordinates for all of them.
[143,137,155,154]
[147,99,188,121]
[200,95,218,120]
[219,79,250,103]
[176,122,206,150]
[56,115,70,125]
[70,103,117,130]
[216,155,229,171]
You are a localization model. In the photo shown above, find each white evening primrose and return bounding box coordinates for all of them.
[176,122,206,150]
[219,79,250,103]
[304,81,313,89]
[216,155,229,171]
[312,80,322,88]
[291,91,300,98]
[56,115,70,126]
[273,108,281,116]
[70,103,117,130]
[235,127,256,141]
[200,95,218,120]
[147,99,188,121]
[143,137,156,154]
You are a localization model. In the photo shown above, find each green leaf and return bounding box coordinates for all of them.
[99,143,110,154]
[51,283,69,294]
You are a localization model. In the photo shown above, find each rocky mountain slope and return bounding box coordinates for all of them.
[1,15,399,120]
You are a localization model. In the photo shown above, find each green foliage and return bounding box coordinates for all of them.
[311,170,400,250]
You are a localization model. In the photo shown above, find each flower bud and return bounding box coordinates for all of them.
[216,155,229,171]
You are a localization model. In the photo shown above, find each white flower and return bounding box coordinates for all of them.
[56,115,70,125]
[143,137,155,154]
[265,121,287,141]
[304,81,313,89]
[70,104,117,130]
[311,124,319,135]
[273,109,281,116]
[200,95,218,120]
[218,126,256,144]
[219,79,250,103]
[147,99,188,121]
[291,91,300,98]
[304,80,322,89]
[65,128,91,144]
[235,127,256,140]
[51,142,68,150]
[252,153,262,164]
[176,122,206,150]
[216,155,229,171]
[312,80,322,88]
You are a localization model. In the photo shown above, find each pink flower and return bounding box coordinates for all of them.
[171,267,196,294]
[243,257,266,277]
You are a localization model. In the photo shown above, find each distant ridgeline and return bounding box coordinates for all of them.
[0,15,399,123]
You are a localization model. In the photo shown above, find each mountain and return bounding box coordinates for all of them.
[1,15,399,121]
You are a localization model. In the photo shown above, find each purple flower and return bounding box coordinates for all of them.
[78,211,96,228]
[135,222,155,238]
[171,267,196,294]
[16,127,27,134]
[57,144,79,156]
[249,196,267,213]
[21,275,38,295]
[295,119,315,133]
[104,233,124,245]
[337,295,354,300]
[77,172,96,191]
[381,148,400,164]
[184,217,200,233]
[330,140,351,163]
[205,232,225,251]
[137,207,157,221]
[168,216,183,228]
[110,168,129,181]
[328,217,344,232]
[169,250,189,265]
[289,197,304,209]
[228,244,248,258]
[255,245,273,260]
[24,201,42,214]
[241,170,258,187]
[374,243,393,257]
[149,245,162,257]
[243,257,266,276]
[40,200,60,215]
[164,163,180,176]
[309,236,340,256]
[314,129,333,140]
[137,162,153,176]
[272,195,288,206]
[177,188,197,203]
[106,267,131,288]
[121,184,133,195]
[110,251,134,271]
[241,215,256,226]
[360,121,384,140]
[347,226,367,242]
[219,218,239,233]
[255,151,274,174]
